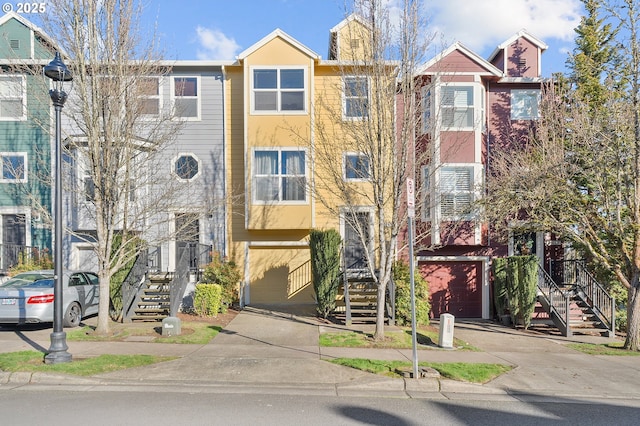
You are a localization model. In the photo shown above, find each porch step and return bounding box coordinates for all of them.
[334,278,380,324]
[130,275,172,322]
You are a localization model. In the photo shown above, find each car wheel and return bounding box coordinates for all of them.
[63,302,82,328]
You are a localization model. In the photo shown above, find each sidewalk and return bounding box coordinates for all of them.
[1,305,639,400]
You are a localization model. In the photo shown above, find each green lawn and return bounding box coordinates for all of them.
[319,328,478,351]
[567,342,640,356]
[66,322,222,345]
[329,357,512,383]
[0,351,175,376]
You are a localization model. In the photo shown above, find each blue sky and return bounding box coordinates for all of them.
[149,0,583,76]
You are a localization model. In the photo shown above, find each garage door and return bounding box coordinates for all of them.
[420,261,483,318]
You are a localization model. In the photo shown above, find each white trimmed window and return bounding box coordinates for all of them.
[252,68,306,113]
[75,156,94,202]
[0,152,27,182]
[511,89,540,120]
[253,149,306,203]
[344,152,370,180]
[343,76,368,119]
[137,77,160,116]
[421,166,432,221]
[421,86,432,134]
[440,166,475,219]
[441,86,474,128]
[0,76,26,120]
[172,76,200,119]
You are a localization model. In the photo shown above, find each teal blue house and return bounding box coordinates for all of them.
[0,12,56,272]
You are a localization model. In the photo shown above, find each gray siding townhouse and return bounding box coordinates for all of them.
[65,62,229,275]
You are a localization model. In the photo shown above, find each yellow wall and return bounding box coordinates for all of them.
[335,19,371,61]
[225,25,387,305]
[248,246,314,304]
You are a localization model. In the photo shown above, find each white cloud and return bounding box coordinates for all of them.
[424,0,583,52]
[194,26,241,60]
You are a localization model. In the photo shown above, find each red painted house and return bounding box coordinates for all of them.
[409,30,552,319]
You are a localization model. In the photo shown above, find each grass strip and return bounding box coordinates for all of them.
[0,351,175,376]
[319,329,478,351]
[328,357,511,383]
[66,323,222,345]
[567,342,640,356]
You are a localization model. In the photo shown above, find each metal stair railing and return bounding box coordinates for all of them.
[537,263,571,336]
[170,246,191,317]
[287,259,312,298]
[575,261,615,336]
[121,251,150,323]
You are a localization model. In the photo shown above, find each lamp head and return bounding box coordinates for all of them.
[44,52,73,82]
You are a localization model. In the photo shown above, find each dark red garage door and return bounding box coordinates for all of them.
[420,261,482,318]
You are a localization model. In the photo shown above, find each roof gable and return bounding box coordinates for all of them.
[0,11,58,60]
[237,29,319,61]
[417,42,502,77]
[488,29,548,63]
[328,13,371,61]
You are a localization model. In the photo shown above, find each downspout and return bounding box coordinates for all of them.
[221,65,228,258]
[486,80,491,247]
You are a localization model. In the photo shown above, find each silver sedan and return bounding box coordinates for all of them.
[0,270,99,327]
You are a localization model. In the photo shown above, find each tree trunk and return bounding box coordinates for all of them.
[95,270,112,335]
[625,285,640,351]
[374,281,386,340]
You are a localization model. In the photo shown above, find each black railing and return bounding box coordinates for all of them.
[170,246,191,317]
[147,246,161,273]
[0,244,49,272]
[545,259,615,336]
[121,251,150,322]
[537,263,571,336]
[177,242,212,278]
[575,262,615,334]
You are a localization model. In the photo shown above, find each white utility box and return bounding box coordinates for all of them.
[438,313,455,348]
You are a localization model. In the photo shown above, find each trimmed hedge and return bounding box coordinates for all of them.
[492,257,508,317]
[392,260,431,326]
[309,229,342,318]
[201,253,241,312]
[493,255,538,329]
[193,283,223,317]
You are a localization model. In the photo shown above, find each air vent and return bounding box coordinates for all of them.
[10,39,20,50]
[350,39,360,49]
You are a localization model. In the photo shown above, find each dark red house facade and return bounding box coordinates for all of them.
[409,30,558,319]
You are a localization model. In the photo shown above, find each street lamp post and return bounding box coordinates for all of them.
[44,52,73,364]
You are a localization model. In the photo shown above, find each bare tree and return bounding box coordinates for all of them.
[483,0,640,350]
[36,0,195,335]
[306,0,429,339]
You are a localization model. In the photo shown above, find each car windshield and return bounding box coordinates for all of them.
[0,273,55,289]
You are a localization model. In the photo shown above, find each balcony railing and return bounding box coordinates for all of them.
[0,244,50,272]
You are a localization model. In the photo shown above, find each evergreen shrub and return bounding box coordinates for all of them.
[309,229,342,318]
[392,260,430,326]
[193,283,223,317]
[201,253,241,312]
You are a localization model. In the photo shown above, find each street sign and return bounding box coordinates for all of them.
[406,178,415,218]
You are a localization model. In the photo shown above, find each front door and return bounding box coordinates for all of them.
[175,213,199,270]
[2,214,26,270]
[342,210,372,271]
